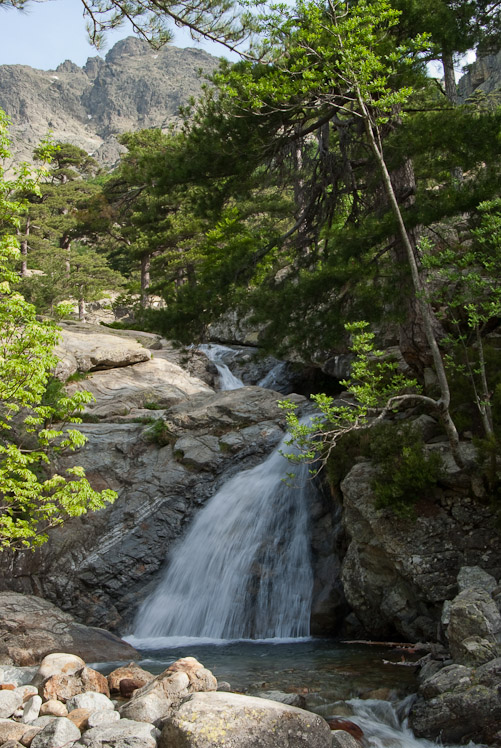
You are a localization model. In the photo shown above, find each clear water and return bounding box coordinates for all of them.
[133,431,314,639]
[198,343,244,390]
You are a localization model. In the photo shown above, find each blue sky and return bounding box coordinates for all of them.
[0,0,230,70]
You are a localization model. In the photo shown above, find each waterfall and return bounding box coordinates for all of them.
[198,344,244,390]
[257,361,289,391]
[133,429,314,640]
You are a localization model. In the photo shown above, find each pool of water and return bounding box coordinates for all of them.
[117,637,419,715]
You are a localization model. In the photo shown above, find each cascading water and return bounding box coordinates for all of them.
[133,428,314,640]
[198,343,244,391]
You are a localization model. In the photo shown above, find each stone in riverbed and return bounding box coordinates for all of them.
[447,587,501,664]
[86,710,120,729]
[66,709,91,731]
[42,667,110,703]
[30,718,81,748]
[21,696,42,723]
[72,719,159,748]
[0,692,24,719]
[66,693,114,713]
[120,657,217,725]
[331,731,363,748]
[107,664,154,695]
[0,720,32,744]
[159,692,332,748]
[39,700,68,717]
[37,654,86,683]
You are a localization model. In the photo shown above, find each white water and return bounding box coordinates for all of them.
[198,343,244,390]
[257,361,289,391]
[134,430,314,639]
[343,698,480,748]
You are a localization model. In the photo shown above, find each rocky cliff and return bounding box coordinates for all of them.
[457,50,501,102]
[0,37,219,167]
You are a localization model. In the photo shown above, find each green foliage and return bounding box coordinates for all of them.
[281,321,420,465]
[143,418,171,446]
[0,112,117,551]
[370,424,443,517]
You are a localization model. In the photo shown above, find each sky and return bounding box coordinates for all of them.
[0,0,474,75]
[0,0,233,70]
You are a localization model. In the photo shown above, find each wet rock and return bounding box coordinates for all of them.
[410,658,501,744]
[30,717,81,748]
[256,690,307,708]
[330,731,362,748]
[72,718,159,748]
[326,718,364,740]
[159,692,332,748]
[0,593,139,666]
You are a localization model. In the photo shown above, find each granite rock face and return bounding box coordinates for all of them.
[0,38,219,169]
[0,593,138,666]
[0,321,305,631]
[339,457,501,640]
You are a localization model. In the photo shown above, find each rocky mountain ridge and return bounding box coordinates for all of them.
[0,37,219,168]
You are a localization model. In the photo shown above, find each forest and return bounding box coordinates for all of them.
[0,0,500,544]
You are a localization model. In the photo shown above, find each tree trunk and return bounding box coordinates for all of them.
[60,235,71,275]
[20,216,30,277]
[78,294,86,322]
[442,52,458,105]
[359,97,463,467]
[140,253,151,308]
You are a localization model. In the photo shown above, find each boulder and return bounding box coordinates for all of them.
[120,657,217,725]
[0,593,139,666]
[37,654,86,683]
[256,690,306,708]
[107,665,153,695]
[0,721,32,744]
[410,658,501,744]
[21,696,42,723]
[42,669,110,703]
[66,709,91,731]
[54,326,151,380]
[86,710,120,729]
[447,587,501,664]
[457,566,498,594]
[0,692,23,719]
[65,694,114,713]
[14,688,38,704]
[72,719,159,748]
[19,727,41,747]
[39,701,67,717]
[331,731,362,748]
[159,692,332,748]
[30,718,81,748]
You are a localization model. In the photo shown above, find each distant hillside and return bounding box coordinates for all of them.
[0,37,220,168]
